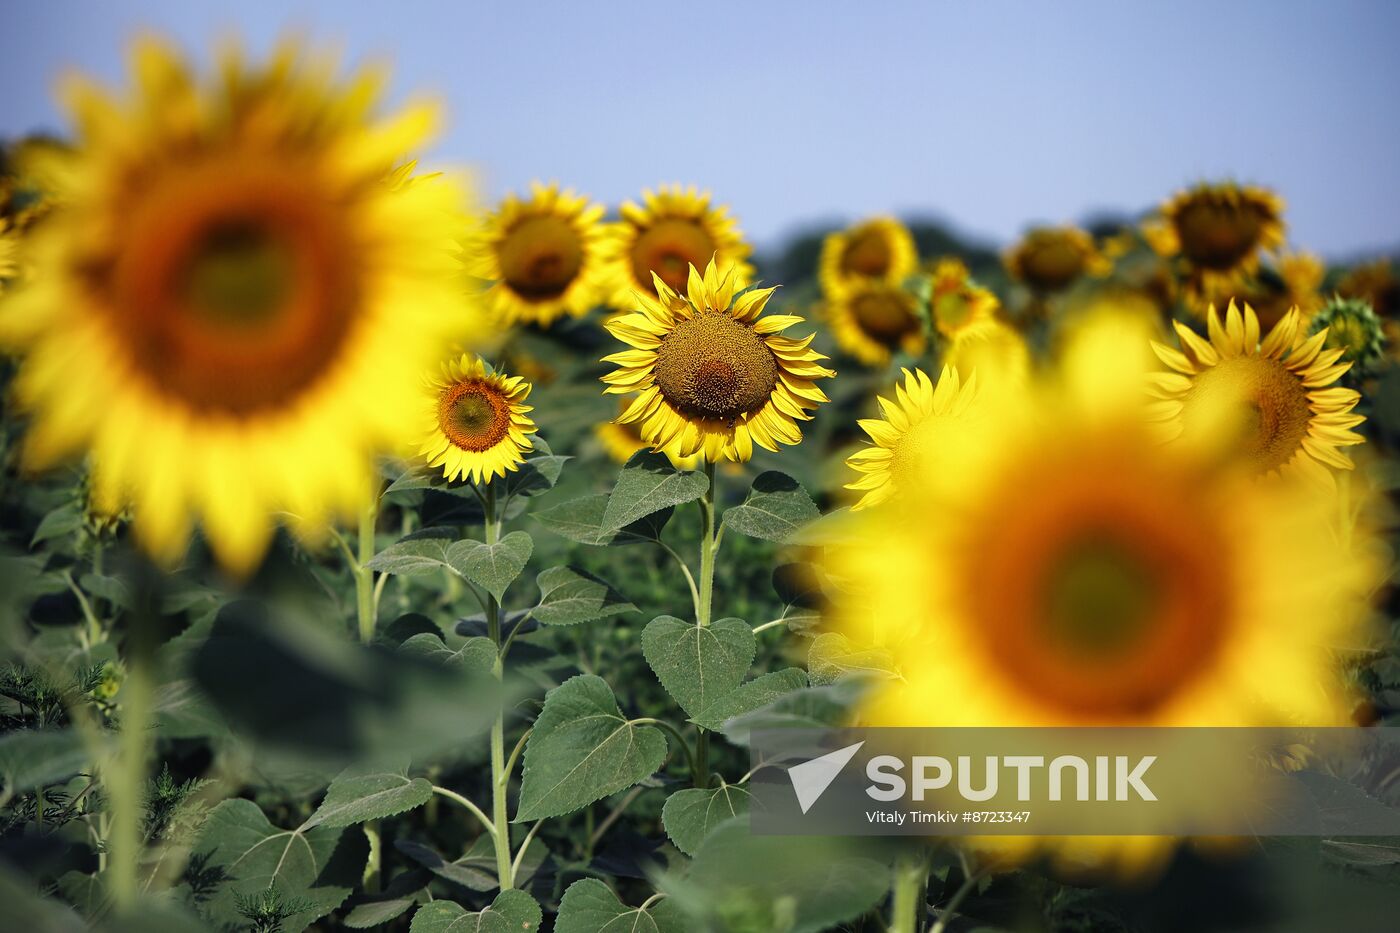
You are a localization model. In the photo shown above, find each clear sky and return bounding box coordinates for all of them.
[5,0,1398,258]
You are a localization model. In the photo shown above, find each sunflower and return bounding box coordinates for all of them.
[419,354,535,484]
[1338,259,1399,320]
[818,217,917,297]
[1148,182,1285,290]
[1004,226,1107,293]
[0,219,16,289]
[1149,301,1365,482]
[0,38,479,573]
[942,319,1031,400]
[1200,251,1324,330]
[1309,296,1386,375]
[926,256,998,339]
[594,400,700,470]
[602,259,834,462]
[602,185,753,308]
[824,280,925,365]
[845,367,979,510]
[471,182,608,327]
[829,317,1379,869]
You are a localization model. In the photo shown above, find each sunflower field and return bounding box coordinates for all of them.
[3,30,1400,933]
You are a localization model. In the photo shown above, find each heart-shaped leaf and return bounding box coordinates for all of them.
[807,633,897,686]
[555,878,687,933]
[661,782,754,856]
[448,532,533,601]
[722,471,820,543]
[303,761,434,830]
[641,616,755,720]
[692,668,809,733]
[399,633,497,673]
[602,451,708,532]
[533,566,636,626]
[409,889,540,933]
[516,675,667,821]
[365,531,455,576]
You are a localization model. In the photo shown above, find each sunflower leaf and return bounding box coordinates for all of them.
[722,471,820,543]
[555,878,687,933]
[302,760,433,830]
[532,566,637,626]
[691,668,809,733]
[601,451,709,532]
[505,437,570,499]
[807,633,897,686]
[641,616,755,720]
[516,675,667,821]
[399,633,497,673]
[447,532,533,601]
[409,890,541,933]
[661,783,754,857]
[364,530,455,576]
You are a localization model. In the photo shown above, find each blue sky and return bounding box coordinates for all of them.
[6,0,1398,258]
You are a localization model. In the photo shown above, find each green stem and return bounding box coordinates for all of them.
[930,857,986,933]
[692,461,720,788]
[108,640,153,911]
[890,851,928,933]
[431,785,495,835]
[355,490,381,644]
[483,481,514,891]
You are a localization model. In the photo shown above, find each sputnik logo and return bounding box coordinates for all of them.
[788,741,865,813]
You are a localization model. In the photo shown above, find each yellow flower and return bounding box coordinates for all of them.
[1337,259,1398,320]
[942,319,1031,400]
[1199,251,1324,330]
[594,401,700,470]
[472,182,609,327]
[828,316,1380,870]
[0,38,479,573]
[1149,301,1365,482]
[926,257,998,339]
[602,259,834,462]
[824,280,925,366]
[845,367,979,510]
[0,219,16,290]
[602,185,753,308]
[1004,226,1107,293]
[419,354,536,484]
[1149,182,1285,289]
[818,217,917,297]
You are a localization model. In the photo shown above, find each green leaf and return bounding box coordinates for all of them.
[641,616,755,720]
[662,783,754,856]
[506,438,570,499]
[192,798,362,932]
[602,451,709,532]
[344,896,419,928]
[303,761,434,830]
[399,633,497,673]
[533,493,675,546]
[658,818,887,933]
[555,878,687,933]
[396,839,496,891]
[532,566,636,626]
[31,504,83,546]
[722,471,820,543]
[365,532,454,576]
[516,674,667,821]
[448,532,533,601]
[0,729,92,793]
[410,890,541,933]
[692,668,809,733]
[807,633,896,686]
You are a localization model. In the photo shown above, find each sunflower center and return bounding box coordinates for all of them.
[964,444,1233,717]
[842,230,893,278]
[104,158,359,417]
[631,218,716,292]
[851,289,918,344]
[1185,357,1311,472]
[890,417,948,487]
[438,380,511,452]
[1020,238,1085,291]
[1174,200,1263,270]
[1042,537,1161,658]
[498,214,584,301]
[654,312,778,421]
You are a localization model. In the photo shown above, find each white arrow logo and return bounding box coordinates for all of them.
[788,741,865,814]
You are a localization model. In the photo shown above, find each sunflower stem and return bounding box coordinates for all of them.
[355,489,381,644]
[483,480,515,890]
[693,460,720,788]
[108,620,155,913]
[890,850,928,933]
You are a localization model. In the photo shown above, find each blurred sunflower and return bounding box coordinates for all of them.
[831,317,1380,869]
[603,185,753,307]
[602,259,834,462]
[942,319,1032,399]
[1147,182,1285,289]
[0,219,16,288]
[818,216,917,297]
[845,367,979,510]
[1338,259,1399,320]
[1201,251,1324,330]
[473,182,608,327]
[926,257,998,339]
[1149,301,1364,482]
[419,354,536,484]
[594,400,700,470]
[0,38,478,572]
[824,280,925,365]
[1004,226,1107,293]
